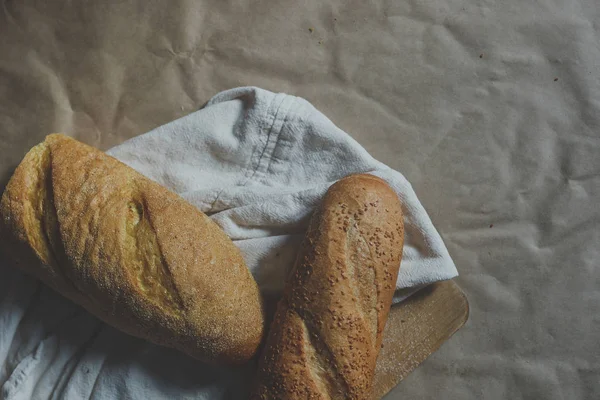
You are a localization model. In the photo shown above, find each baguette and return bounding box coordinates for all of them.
[0,134,264,365]
[253,174,404,399]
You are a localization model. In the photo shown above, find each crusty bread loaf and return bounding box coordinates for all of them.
[0,134,264,365]
[252,174,404,399]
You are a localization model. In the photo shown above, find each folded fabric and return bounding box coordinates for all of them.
[0,87,456,399]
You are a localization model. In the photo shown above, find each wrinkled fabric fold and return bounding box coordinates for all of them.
[0,87,455,399]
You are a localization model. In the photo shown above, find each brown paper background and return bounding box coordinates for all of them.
[1,0,599,398]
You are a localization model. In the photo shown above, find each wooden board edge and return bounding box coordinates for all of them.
[374,280,469,398]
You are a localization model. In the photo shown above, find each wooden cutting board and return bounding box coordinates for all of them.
[373,280,469,398]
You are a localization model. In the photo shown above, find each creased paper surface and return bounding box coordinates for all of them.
[0,0,599,399]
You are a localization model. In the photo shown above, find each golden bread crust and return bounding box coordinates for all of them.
[0,134,264,365]
[253,173,404,399]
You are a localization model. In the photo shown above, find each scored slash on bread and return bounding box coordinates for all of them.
[0,134,264,365]
[253,174,404,399]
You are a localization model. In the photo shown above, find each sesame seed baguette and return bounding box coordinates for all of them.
[253,174,404,399]
[0,134,264,365]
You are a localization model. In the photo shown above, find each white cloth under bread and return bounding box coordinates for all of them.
[0,87,456,399]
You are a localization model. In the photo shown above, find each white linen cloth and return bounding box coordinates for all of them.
[0,87,456,399]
